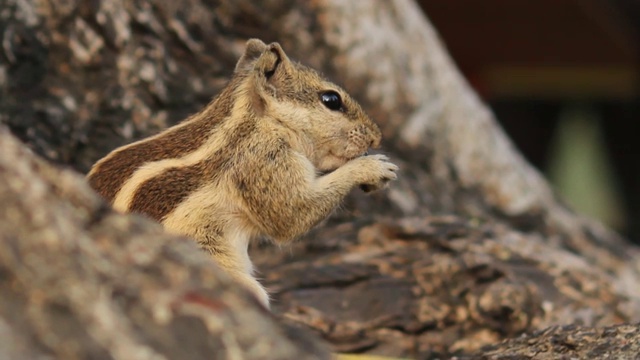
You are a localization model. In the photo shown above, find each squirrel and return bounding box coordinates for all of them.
[87,39,398,308]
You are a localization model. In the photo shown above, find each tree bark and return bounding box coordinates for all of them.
[469,323,640,360]
[1,0,639,359]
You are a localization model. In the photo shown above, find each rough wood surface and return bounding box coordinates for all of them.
[256,216,637,358]
[468,323,640,360]
[1,0,640,359]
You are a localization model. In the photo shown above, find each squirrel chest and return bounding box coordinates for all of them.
[87,39,398,308]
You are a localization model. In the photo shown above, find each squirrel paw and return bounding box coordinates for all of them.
[349,154,398,193]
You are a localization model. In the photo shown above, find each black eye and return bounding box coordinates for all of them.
[320,91,343,111]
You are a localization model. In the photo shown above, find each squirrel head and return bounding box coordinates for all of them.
[233,39,382,172]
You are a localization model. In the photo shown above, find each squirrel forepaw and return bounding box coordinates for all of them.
[348,154,398,193]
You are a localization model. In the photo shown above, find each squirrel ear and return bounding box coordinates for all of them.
[259,42,290,80]
[235,39,291,80]
[235,39,268,73]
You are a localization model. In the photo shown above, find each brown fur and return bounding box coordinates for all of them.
[87,39,398,308]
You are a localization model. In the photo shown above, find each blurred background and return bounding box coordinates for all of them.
[419,0,640,242]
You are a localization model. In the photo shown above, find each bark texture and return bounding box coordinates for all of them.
[1,0,639,359]
[468,323,640,360]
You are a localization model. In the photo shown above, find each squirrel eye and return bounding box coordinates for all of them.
[320,91,343,111]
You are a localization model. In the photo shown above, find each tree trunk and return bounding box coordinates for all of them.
[1,0,639,359]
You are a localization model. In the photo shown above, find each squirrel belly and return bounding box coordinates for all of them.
[87,38,398,308]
